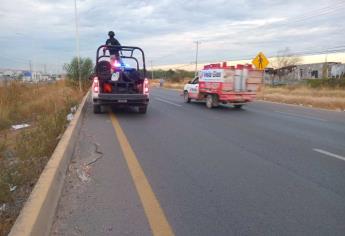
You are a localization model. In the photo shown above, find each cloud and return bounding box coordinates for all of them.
[0,0,344,71]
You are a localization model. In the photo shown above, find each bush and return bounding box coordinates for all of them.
[306,78,345,88]
[64,57,93,91]
[148,69,195,82]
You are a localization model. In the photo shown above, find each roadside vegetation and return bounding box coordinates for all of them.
[148,69,194,83]
[149,69,193,90]
[64,57,93,90]
[0,57,93,235]
[259,79,345,110]
[260,49,345,110]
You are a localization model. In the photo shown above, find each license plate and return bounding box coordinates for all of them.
[118,99,127,103]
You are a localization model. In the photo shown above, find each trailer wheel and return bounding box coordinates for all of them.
[234,104,243,109]
[184,91,191,103]
[93,105,101,114]
[206,95,213,109]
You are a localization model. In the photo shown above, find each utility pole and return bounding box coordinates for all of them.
[29,60,32,80]
[74,0,82,91]
[29,60,32,73]
[325,50,329,78]
[150,60,154,80]
[194,41,200,77]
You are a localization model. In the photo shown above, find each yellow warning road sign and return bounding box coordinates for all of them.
[252,52,269,70]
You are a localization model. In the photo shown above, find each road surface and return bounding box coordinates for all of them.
[51,88,345,236]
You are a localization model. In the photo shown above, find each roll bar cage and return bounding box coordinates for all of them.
[96,45,146,76]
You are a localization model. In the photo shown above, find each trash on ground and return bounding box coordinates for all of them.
[76,165,91,183]
[67,113,74,121]
[0,204,6,213]
[9,185,17,192]
[70,106,78,113]
[11,123,30,130]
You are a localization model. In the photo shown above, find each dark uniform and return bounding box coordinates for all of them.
[105,37,121,57]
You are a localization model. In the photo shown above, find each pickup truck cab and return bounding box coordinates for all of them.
[183,76,200,103]
[91,45,149,113]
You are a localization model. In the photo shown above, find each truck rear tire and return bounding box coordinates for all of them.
[206,95,213,109]
[184,91,191,103]
[93,105,101,114]
[138,105,147,114]
[206,94,219,109]
[234,104,243,109]
[213,95,219,108]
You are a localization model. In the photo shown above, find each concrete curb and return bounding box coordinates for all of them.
[9,91,90,236]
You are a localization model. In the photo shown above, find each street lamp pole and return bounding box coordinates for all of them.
[74,0,82,91]
[194,41,200,77]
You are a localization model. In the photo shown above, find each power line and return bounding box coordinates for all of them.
[207,1,345,45]
[173,46,345,68]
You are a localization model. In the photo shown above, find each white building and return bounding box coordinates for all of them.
[330,64,345,78]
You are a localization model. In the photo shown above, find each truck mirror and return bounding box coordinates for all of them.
[188,80,192,84]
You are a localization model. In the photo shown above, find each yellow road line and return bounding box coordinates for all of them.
[110,113,174,236]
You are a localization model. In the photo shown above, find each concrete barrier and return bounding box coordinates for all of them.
[9,92,90,236]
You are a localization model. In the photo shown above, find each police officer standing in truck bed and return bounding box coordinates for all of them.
[105,31,121,58]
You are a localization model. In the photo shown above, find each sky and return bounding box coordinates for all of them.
[0,0,344,72]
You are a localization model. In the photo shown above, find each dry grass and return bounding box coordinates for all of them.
[258,86,345,110]
[0,80,84,235]
[149,78,187,90]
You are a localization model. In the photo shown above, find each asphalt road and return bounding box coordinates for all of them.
[51,88,345,236]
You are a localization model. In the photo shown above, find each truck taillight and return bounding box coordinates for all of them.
[93,77,99,93]
[143,78,149,95]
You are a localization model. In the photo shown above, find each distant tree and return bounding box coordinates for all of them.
[146,68,194,82]
[64,57,93,90]
[274,47,302,68]
[167,69,175,77]
[16,74,23,81]
[272,47,302,83]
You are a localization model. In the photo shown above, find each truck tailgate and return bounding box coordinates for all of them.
[98,93,148,100]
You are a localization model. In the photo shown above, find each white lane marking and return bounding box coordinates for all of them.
[275,111,327,122]
[313,149,345,162]
[154,97,182,107]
